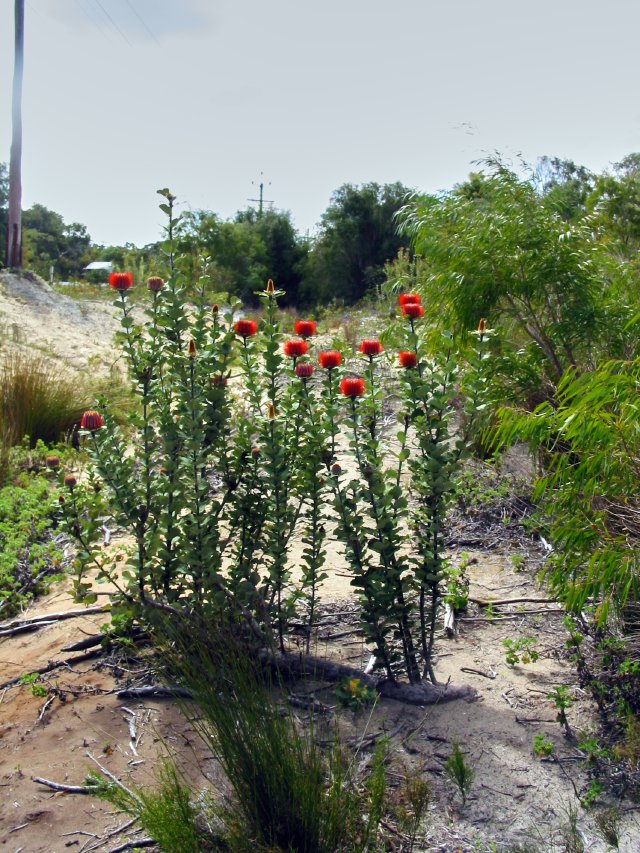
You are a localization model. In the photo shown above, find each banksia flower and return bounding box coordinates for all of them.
[80,410,104,430]
[146,276,164,293]
[251,446,261,460]
[64,474,77,488]
[398,351,417,368]
[234,319,258,338]
[294,320,317,339]
[398,293,421,306]
[318,351,342,370]
[109,272,134,292]
[188,339,197,358]
[340,377,366,398]
[478,318,486,334]
[331,463,342,476]
[402,302,424,319]
[211,303,219,315]
[267,402,276,419]
[212,375,228,386]
[283,338,308,358]
[295,363,314,379]
[359,339,383,357]
[266,278,275,294]
[46,455,60,469]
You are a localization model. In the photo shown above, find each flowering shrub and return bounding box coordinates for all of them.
[59,191,489,686]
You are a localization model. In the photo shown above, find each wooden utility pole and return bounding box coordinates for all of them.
[7,0,24,268]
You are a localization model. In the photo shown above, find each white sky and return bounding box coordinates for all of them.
[1,0,639,247]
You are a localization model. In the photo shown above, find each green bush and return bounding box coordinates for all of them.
[0,471,63,616]
[496,357,640,625]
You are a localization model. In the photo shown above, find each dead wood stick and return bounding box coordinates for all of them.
[33,776,97,794]
[62,626,147,653]
[116,685,191,700]
[1,604,110,631]
[470,596,557,607]
[0,648,105,691]
[460,667,496,679]
[109,839,154,852]
[0,621,56,638]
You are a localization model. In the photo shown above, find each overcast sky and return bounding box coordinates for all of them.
[1,0,639,247]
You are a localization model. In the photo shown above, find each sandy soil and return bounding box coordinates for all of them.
[1,275,639,851]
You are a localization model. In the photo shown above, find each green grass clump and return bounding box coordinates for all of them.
[100,613,389,852]
[0,351,91,447]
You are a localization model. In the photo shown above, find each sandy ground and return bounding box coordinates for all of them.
[1,275,639,851]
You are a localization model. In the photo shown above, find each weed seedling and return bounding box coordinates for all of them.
[503,635,539,665]
[445,741,474,806]
[548,684,573,735]
[533,734,554,758]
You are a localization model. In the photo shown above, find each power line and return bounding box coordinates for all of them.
[74,0,112,42]
[124,0,160,45]
[92,0,133,47]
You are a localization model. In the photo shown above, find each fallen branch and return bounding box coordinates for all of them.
[1,604,110,631]
[0,648,105,691]
[469,596,558,607]
[33,776,97,794]
[116,685,191,700]
[109,839,154,852]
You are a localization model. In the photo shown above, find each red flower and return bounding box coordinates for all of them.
[295,363,314,379]
[46,455,60,469]
[478,318,486,334]
[294,320,317,339]
[64,474,77,488]
[212,375,228,387]
[359,339,383,356]
[398,351,417,368]
[109,272,134,292]
[284,338,308,358]
[340,377,366,398]
[80,410,104,430]
[398,293,421,306]
[188,339,197,358]
[318,350,342,370]
[402,303,425,319]
[266,278,275,294]
[234,319,258,338]
[146,276,164,293]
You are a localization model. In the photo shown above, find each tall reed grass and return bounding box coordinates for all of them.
[0,351,90,447]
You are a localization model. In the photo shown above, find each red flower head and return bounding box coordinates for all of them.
[283,338,308,358]
[188,339,197,358]
[478,318,486,334]
[212,374,228,387]
[340,376,366,398]
[359,339,383,357]
[146,276,164,293]
[398,293,421,306]
[80,410,104,430]
[294,319,317,339]
[318,350,342,370]
[398,351,418,369]
[402,302,425,319]
[266,278,275,294]
[295,363,314,379]
[234,319,258,338]
[46,455,61,469]
[211,303,219,315]
[109,272,134,292]
[64,474,77,489]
